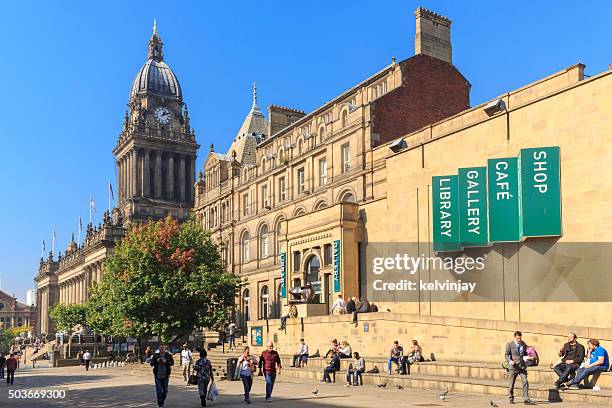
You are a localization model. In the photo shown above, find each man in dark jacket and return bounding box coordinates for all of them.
[150,345,175,407]
[554,333,585,388]
[352,297,371,326]
[322,351,341,383]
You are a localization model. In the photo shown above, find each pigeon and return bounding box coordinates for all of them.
[439,386,450,401]
[386,308,392,312]
[396,385,404,390]
[312,390,319,395]
[377,383,387,388]
[490,401,499,408]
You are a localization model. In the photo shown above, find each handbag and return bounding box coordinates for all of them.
[207,381,219,401]
[188,373,198,385]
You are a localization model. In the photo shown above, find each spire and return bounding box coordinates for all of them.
[251,81,262,115]
[148,18,164,61]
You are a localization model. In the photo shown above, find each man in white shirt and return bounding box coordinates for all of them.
[331,294,347,315]
[82,350,92,371]
[291,339,309,368]
[180,344,192,383]
[228,322,238,350]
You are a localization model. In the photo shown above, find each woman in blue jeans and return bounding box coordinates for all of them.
[235,347,257,404]
[193,349,214,407]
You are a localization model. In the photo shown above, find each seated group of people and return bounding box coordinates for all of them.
[388,339,424,375]
[553,333,609,389]
[330,295,379,326]
[321,347,365,386]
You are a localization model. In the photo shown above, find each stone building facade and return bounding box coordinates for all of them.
[194,8,471,326]
[35,23,197,335]
[0,290,36,331]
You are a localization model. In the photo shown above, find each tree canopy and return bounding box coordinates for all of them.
[87,215,241,343]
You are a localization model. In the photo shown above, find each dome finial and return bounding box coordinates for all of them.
[148,18,164,61]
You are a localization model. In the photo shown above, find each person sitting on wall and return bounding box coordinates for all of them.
[291,339,309,368]
[339,341,352,359]
[278,304,299,331]
[346,297,356,317]
[324,339,340,359]
[331,294,347,315]
[554,333,585,388]
[345,352,366,386]
[388,340,404,375]
[352,297,371,326]
[322,350,341,383]
[568,339,609,389]
[400,340,423,374]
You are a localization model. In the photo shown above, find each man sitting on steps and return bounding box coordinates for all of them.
[291,339,308,368]
[554,333,585,388]
[568,339,609,389]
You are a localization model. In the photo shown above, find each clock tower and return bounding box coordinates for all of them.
[113,21,199,223]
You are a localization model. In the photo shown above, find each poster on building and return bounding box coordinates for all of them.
[250,326,263,346]
[333,240,341,292]
[432,175,461,251]
[280,252,287,298]
[458,167,489,247]
[520,146,562,237]
[487,157,522,242]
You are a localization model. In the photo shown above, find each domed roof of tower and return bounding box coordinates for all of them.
[130,20,182,101]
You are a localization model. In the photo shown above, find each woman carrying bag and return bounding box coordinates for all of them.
[193,349,214,407]
[235,346,257,404]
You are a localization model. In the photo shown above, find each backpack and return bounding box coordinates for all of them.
[526,346,539,366]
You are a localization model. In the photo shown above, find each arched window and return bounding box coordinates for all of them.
[341,110,348,127]
[261,157,267,173]
[260,225,269,258]
[340,191,356,203]
[275,219,283,257]
[224,241,230,266]
[305,255,322,303]
[243,168,248,182]
[242,289,250,323]
[260,285,270,319]
[298,139,303,155]
[241,231,250,263]
[318,127,325,145]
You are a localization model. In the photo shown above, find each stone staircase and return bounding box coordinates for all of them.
[269,355,612,406]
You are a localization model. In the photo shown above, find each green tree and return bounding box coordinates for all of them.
[0,328,14,353]
[89,215,241,345]
[49,303,88,357]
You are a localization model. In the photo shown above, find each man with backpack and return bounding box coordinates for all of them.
[504,331,535,405]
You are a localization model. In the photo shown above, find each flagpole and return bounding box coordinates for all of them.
[89,195,93,224]
[108,179,111,212]
[51,228,56,256]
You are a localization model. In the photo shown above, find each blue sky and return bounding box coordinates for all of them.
[1,0,610,302]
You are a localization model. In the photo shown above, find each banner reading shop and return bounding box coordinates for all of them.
[487,157,522,242]
[520,146,562,237]
[333,240,341,292]
[280,252,287,298]
[458,167,489,247]
[432,175,460,252]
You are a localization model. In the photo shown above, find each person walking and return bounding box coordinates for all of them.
[83,350,92,371]
[180,344,193,383]
[0,353,6,379]
[235,346,257,404]
[193,349,214,407]
[228,322,238,350]
[150,345,174,407]
[259,341,282,402]
[6,353,17,385]
[144,346,153,364]
[505,331,535,405]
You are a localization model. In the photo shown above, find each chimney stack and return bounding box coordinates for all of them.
[414,7,452,64]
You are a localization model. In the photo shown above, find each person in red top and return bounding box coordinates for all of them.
[259,341,282,401]
[6,353,18,385]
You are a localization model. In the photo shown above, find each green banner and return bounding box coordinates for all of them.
[487,158,522,242]
[520,146,562,237]
[432,175,460,252]
[458,167,489,247]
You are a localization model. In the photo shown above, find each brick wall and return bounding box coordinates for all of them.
[372,54,470,145]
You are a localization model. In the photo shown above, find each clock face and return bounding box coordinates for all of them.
[154,106,171,125]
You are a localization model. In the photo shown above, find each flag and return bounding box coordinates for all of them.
[108,180,114,200]
[79,216,83,232]
[52,228,56,241]
[42,239,46,253]
[90,195,97,214]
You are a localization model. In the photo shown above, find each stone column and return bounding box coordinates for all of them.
[143,149,150,197]
[133,149,140,197]
[179,155,186,201]
[155,151,162,198]
[124,156,129,201]
[167,154,175,200]
[126,153,132,199]
[189,156,195,202]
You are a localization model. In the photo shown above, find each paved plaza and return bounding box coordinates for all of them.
[0,363,606,408]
